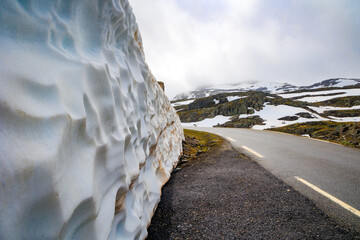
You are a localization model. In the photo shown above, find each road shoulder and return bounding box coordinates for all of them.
[147,139,359,239]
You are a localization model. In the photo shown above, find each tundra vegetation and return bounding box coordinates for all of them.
[174,86,360,148]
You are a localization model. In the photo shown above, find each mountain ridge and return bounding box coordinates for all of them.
[173,78,360,101]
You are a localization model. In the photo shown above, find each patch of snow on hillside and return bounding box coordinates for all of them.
[279,89,360,100]
[227,96,246,102]
[181,115,232,127]
[332,79,360,87]
[328,116,360,122]
[298,89,360,102]
[240,104,326,130]
[172,99,195,106]
[214,99,220,104]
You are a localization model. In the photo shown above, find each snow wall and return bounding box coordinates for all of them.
[0,0,183,239]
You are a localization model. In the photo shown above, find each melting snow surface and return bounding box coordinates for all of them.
[0,1,183,240]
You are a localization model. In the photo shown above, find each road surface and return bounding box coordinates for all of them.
[185,127,360,230]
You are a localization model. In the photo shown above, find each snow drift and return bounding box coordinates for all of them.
[0,0,183,239]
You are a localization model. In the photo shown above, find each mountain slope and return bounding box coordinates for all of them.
[172,81,360,130]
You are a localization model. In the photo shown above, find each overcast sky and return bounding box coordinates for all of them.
[130,0,360,99]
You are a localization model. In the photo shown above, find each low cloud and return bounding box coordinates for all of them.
[130,0,360,99]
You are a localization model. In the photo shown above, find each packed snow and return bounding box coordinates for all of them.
[182,115,232,127]
[214,99,220,104]
[0,1,183,240]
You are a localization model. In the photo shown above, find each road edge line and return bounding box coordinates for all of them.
[226,137,236,142]
[241,146,264,158]
[295,176,360,218]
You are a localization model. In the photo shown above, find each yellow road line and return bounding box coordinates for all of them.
[295,176,360,218]
[241,146,264,158]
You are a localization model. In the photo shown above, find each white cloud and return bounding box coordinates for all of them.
[130,0,360,99]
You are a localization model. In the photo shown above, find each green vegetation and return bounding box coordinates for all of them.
[324,109,360,118]
[215,115,264,128]
[180,129,223,164]
[269,121,360,148]
[268,97,310,108]
[174,88,360,147]
[177,91,267,122]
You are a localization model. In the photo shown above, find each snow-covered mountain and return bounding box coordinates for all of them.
[173,78,360,101]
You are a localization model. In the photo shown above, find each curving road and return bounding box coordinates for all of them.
[185,127,360,230]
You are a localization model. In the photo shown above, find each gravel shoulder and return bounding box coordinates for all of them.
[147,140,359,239]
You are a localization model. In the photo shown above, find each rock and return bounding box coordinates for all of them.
[295,112,315,118]
[157,81,165,91]
[278,116,299,121]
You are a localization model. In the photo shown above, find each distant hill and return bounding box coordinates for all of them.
[173,78,360,101]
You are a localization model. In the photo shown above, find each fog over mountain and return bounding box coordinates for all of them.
[131,0,360,99]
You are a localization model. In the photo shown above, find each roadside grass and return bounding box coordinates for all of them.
[269,121,360,149]
[179,129,223,165]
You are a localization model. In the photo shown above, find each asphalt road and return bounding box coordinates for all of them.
[185,127,360,230]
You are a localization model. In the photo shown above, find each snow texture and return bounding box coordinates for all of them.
[0,1,183,240]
